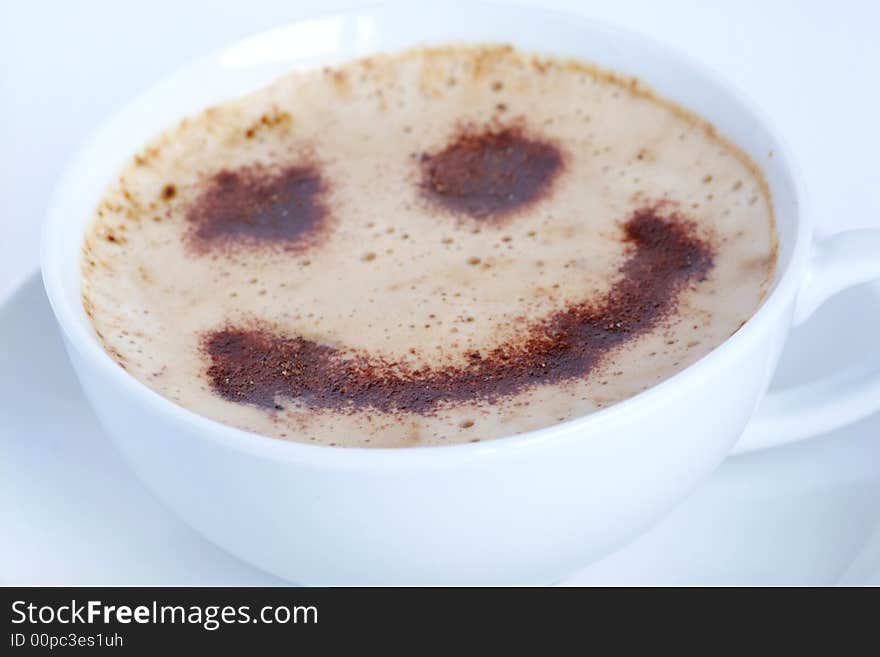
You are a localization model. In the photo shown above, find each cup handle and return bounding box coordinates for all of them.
[733,229,880,454]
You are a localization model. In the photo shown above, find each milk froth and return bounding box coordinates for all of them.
[81,45,777,447]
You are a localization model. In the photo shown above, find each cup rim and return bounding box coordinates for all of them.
[40,0,811,467]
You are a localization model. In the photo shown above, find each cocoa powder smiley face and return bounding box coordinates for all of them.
[80,45,775,447]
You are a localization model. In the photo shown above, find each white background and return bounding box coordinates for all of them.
[2,0,879,301]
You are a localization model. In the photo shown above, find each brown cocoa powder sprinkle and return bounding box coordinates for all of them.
[202,207,714,413]
[186,163,329,252]
[419,125,563,221]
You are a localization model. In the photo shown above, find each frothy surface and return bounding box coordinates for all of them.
[81,45,777,448]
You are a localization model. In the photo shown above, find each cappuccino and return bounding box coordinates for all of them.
[81,45,777,447]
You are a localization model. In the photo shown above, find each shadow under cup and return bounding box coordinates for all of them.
[41,2,808,584]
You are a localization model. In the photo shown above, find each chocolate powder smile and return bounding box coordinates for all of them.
[202,207,714,414]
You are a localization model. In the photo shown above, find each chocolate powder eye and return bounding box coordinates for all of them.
[419,126,564,222]
[185,163,330,253]
[201,208,714,413]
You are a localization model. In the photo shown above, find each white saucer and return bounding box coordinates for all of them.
[2,273,879,585]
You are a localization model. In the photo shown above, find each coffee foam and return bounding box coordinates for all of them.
[81,44,777,447]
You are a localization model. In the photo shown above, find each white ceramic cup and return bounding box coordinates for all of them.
[41,1,880,584]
